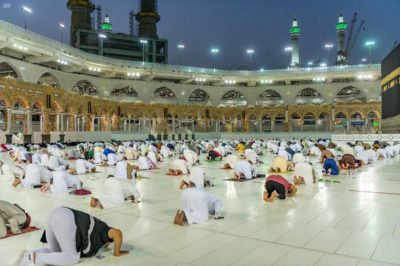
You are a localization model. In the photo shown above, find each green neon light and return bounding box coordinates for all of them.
[101,22,112,31]
[336,22,347,31]
[290,26,301,34]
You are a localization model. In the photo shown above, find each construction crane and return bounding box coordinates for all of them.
[96,5,102,31]
[345,12,358,55]
[129,10,135,36]
[347,20,365,58]
[342,12,366,62]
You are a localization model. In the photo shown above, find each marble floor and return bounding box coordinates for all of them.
[1,150,400,266]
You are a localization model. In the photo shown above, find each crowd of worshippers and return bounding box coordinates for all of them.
[1,138,400,265]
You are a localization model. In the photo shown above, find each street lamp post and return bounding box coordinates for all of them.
[246,48,255,69]
[177,44,185,65]
[140,39,148,64]
[98,33,107,56]
[59,23,65,43]
[324,43,334,65]
[365,40,376,63]
[284,46,292,66]
[21,6,32,30]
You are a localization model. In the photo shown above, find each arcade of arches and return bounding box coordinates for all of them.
[0,78,381,143]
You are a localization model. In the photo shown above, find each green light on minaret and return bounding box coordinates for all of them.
[336,14,347,31]
[336,22,347,31]
[290,26,301,34]
[290,18,301,34]
[101,14,112,31]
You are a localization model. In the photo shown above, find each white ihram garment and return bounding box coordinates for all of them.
[50,171,81,193]
[181,187,222,224]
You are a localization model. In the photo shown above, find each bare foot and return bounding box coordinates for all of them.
[173,210,185,226]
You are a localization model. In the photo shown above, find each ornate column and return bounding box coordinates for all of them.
[24,109,32,144]
[331,107,335,132]
[41,110,51,144]
[5,108,12,144]
[285,107,289,132]
[74,114,78,131]
[59,113,65,143]
[56,114,60,131]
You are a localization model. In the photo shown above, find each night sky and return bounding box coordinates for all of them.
[0,0,399,69]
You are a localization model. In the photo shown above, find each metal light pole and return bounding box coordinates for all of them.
[324,43,334,65]
[365,40,376,63]
[246,48,255,69]
[59,23,65,43]
[177,44,185,65]
[284,46,293,67]
[210,47,220,68]
[21,6,32,30]
[140,39,148,64]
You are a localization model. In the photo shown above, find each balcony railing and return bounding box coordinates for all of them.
[0,20,381,78]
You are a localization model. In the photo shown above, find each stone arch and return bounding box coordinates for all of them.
[50,101,63,113]
[188,89,210,105]
[37,72,61,88]
[31,101,45,111]
[335,112,347,119]
[0,62,23,80]
[291,113,301,119]
[335,86,366,103]
[220,90,247,107]
[72,80,97,95]
[351,112,363,119]
[152,87,177,104]
[295,88,324,104]
[257,89,283,106]
[110,85,139,98]
[13,97,29,109]
[318,112,330,119]
[367,111,378,119]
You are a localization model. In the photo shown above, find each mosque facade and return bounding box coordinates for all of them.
[0,20,381,144]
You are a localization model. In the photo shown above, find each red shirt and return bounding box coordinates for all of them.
[266,175,291,191]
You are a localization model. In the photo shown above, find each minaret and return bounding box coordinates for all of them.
[67,0,95,46]
[136,0,160,39]
[336,12,348,65]
[101,14,113,32]
[290,17,301,67]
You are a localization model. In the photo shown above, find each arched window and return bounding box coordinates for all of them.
[188,89,210,104]
[351,112,363,119]
[318,112,329,120]
[110,85,138,97]
[0,62,20,79]
[257,90,283,106]
[153,87,176,103]
[291,113,301,120]
[335,112,347,119]
[262,114,271,122]
[31,103,42,123]
[274,113,285,125]
[304,113,316,125]
[220,90,247,106]
[248,114,257,121]
[335,86,365,102]
[13,101,24,110]
[72,80,97,95]
[37,73,60,88]
[295,88,324,104]
[367,112,378,119]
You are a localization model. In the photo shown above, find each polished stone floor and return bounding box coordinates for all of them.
[1,150,400,266]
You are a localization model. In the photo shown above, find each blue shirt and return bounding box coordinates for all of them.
[323,158,339,175]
